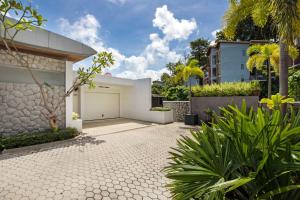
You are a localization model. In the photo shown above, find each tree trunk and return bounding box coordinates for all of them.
[279,42,289,113]
[267,59,272,98]
[49,114,58,132]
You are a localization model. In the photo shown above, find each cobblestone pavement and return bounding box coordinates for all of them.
[0,122,191,200]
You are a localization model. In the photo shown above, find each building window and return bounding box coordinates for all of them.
[242,50,246,56]
[241,64,244,70]
[212,68,217,77]
[212,55,217,65]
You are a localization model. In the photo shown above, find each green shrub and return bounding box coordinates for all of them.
[165,102,300,199]
[150,107,171,111]
[164,86,189,101]
[289,70,300,101]
[0,128,79,150]
[192,81,261,97]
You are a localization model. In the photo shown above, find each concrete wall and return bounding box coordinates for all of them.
[0,51,67,135]
[219,43,250,82]
[163,101,190,122]
[191,96,259,121]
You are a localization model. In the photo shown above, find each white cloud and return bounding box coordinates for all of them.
[116,68,169,81]
[153,5,197,41]
[59,14,105,52]
[211,29,220,39]
[210,29,220,46]
[58,5,197,80]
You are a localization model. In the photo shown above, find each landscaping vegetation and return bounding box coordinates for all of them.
[192,81,261,97]
[0,128,79,151]
[165,100,300,199]
[150,107,171,111]
[163,86,189,101]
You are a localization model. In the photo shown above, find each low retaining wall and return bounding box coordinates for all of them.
[191,96,259,121]
[163,101,190,122]
[147,110,174,124]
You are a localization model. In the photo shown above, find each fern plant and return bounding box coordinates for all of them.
[165,101,300,199]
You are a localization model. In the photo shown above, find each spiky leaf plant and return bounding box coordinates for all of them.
[165,101,300,199]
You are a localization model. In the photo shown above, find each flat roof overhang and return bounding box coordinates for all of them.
[0,27,97,62]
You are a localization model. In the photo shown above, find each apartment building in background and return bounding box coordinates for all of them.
[206,40,268,84]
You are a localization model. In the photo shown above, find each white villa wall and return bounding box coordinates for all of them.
[65,61,73,128]
[74,75,166,123]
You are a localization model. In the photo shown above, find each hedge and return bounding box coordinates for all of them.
[192,81,261,97]
[150,107,171,111]
[0,128,79,151]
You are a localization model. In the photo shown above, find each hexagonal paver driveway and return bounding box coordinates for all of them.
[0,122,191,200]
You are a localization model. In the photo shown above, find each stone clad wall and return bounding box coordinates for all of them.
[0,83,65,135]
[0,50,65,72]
[0,51,66,135]
[163,101,190,122]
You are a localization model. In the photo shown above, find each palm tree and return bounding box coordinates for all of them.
[175,59,204,114]
[224,0,300,109]
[247,44,299,98]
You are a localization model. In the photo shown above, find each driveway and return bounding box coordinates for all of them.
[0,122,191,200]
[83,118,153,136]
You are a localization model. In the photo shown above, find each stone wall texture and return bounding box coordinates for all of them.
[0,50,65,72]
[0,51,66,135]
[163,101,190,122]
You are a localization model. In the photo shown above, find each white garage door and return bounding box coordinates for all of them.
[84,92,120,120]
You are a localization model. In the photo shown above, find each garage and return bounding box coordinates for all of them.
[83,92,120,121]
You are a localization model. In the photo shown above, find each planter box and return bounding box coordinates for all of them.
[191,96,259,121]
[148,110,174,124]
[70,119,82,132]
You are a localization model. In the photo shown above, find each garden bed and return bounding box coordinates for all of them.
[0,128,79,151]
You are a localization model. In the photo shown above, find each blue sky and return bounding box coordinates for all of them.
[30,0,228,80]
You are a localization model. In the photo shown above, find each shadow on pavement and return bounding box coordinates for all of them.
[0,134,105,161]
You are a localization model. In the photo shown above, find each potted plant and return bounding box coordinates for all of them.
[175,59,204,125]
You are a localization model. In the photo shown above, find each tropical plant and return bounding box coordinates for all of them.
[261,93,295,110]
[175,59,204,113]
[192,81,261,97]
[223,0,300,105]
[163,86,189,101]
[151,83,164,95]
[189,38,210,66]
[217,17,278,42]
[289,70,300,100]
[165,101,300,199]
[72,112,79,120]
[247,44,299,97]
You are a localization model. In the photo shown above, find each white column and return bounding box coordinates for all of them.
[80,85,85,120]
[65,61,73,127]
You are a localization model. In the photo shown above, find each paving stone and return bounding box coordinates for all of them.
[0,123,190,199]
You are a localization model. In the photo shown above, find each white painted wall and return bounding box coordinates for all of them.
[73,74,173,124]
[65,61,73,127]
